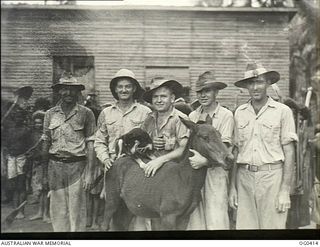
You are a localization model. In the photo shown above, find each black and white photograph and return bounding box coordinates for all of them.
[0,0,319,240]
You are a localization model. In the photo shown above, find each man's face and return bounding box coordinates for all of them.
[115,79,136,101]
[197,87,218,107]
[59,86,79,104]
[152,86,175,113]
[246,76,269,101]
[16,97,29,110]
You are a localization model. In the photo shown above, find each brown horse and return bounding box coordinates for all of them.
[102,117,232,231]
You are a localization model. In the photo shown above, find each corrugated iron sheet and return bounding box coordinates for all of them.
[1,7,291,110]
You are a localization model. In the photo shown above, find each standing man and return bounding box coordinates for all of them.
[42,75,96,232]
[141,77,190,177]
[1,86,33,215]
[94,69,151,230]
[187,71,234,230]
[132,77,190,230]
[229,63,298,229]
[94,69,151,174]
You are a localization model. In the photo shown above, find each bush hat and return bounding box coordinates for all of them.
[195,70,227,92]
[14,86,33,100]
[51,74,85,91]
[234,62,280,88]
[110,69,144,100]
[143,77,183,104]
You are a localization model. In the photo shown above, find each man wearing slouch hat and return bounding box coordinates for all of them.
[42,73,96,231]
[229,63,297,229]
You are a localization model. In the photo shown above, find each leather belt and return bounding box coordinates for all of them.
[237,163,282,172]
[49,155,86,163]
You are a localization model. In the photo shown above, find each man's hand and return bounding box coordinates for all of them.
[102,158,113,172]
[83,172,94,191]
[275,189,291,213]
[229,186,238,210]
[153,136,166,150]
[144,158,164,177]
[189,149,208,169]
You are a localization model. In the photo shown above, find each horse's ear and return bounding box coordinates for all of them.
[179,116,197,131]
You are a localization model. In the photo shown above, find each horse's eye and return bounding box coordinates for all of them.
[201,135,209,141]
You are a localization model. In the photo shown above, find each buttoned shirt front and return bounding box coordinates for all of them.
[43,104,96,158]
[234,97,298,166]
[94,102,151,163]
[189,103,234,145]
[142,108,190,156]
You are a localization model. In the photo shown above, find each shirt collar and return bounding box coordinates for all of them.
[239,96,276,111]
[111,102,138,115]
[54,103,79,113]
[197,102,221,118]
[149,107,177,131]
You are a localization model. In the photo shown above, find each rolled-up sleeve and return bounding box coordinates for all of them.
[175,114,190,145]
[281,106,298,145]
[219,111,234,144]
[94,110,110,163]
[84,109,96,143]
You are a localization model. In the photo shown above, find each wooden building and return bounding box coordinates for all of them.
[1,4,296,110]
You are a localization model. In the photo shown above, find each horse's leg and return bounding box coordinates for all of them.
[112,199,134,231]
[176,215,191,230]
[101,167,122,231]
[160,213,178,230]
[151,218,161,231]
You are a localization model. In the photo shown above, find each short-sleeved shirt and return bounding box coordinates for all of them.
[43,104,96,158]
[189,103,234,145]
[234,97,298,166]
[94,102,151,163]
[3,124,32,156]
[142,107,190,156]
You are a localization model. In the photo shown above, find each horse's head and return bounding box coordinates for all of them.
[180,117,232,170]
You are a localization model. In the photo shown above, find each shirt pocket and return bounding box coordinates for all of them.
[69,121,85,143]
[237,120,250,145]
[129,118,144,128]
[261,122,280,144]
[48,122,61,141]
[105,119,119,139]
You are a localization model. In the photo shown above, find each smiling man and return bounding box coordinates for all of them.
[142,77,189,178]
[94,69,151,171]
[187,70,234,230]
[229,63,298,229]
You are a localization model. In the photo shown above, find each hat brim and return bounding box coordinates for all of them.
[234,71,280,88]
[51,83,85,91]
[14,86,33,99]
[195,81,227,92]
[143,80,183,104]
[110,76,144,100]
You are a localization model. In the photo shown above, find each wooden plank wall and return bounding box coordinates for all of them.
[1,7,291,110]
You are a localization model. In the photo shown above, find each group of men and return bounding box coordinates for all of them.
[14,62,297,232]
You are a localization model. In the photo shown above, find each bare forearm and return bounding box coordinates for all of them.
[86,141,95,174]
[159,145,185,164]
[230,146,239,189]
[281,142,295,192]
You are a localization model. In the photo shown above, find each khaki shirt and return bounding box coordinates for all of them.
[94,102,151,163]
[43,104,96,158]
[142,108,190,156]
[189,103,234,145]
[234,97,298,166]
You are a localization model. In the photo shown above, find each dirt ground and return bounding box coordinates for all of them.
[1,197,53,233]
[1,195,316,233]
